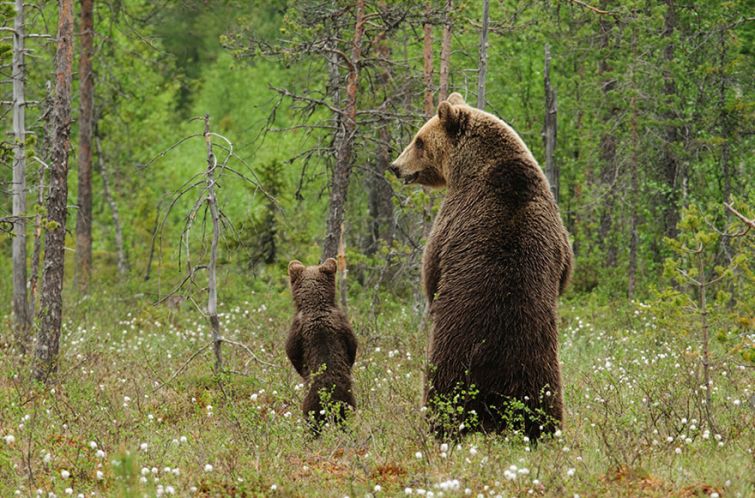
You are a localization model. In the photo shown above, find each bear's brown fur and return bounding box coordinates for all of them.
[286,258,357,432]
[391,93,573,439]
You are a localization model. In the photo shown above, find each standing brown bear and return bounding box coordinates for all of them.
[286,258,358,433]
[390,93,572,440]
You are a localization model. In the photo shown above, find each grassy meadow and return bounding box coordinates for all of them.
[1,274,752,497]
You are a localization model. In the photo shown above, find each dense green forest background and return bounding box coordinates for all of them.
[0,1,753,496]
[0,0,752,300]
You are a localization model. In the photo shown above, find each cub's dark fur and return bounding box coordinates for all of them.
[286,258,357,432]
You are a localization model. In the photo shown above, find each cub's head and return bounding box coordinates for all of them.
[288,258,338,309]
[389,92,469,188]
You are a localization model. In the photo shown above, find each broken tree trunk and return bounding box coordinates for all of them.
[204,115,223,373]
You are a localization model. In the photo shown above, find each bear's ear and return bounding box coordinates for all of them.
[438,101,466,135]
[288,260,305,283]
[446,92,466,106]
[320,258,337,275]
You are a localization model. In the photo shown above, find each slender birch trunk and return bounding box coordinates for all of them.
[96,136,128,275]
[12,0,31,349]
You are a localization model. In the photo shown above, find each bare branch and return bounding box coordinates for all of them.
[220,338,276,369]
[724,202,754,231]
[151,343,211,393]
[563,0,612,15]
[270,85,344,116]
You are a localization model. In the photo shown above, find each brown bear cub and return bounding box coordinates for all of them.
[391,93,573,440]
[286,258,357,433]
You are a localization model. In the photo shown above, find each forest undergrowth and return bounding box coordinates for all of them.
[1,274,752,497]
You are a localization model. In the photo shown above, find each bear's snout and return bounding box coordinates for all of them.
[388,164,401,178]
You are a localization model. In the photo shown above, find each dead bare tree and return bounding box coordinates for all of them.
[95,135,129,275]
[34,0,75,382]
[148,115,275,383]
[203,115,223,372]
[11,0,31,348]
[75,0,95,292]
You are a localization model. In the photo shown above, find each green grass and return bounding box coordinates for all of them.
[0,279,752,498]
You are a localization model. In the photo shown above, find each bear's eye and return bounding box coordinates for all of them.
[415,137,424,150]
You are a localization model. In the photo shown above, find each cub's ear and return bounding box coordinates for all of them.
[438,101,466,135]
[446,92,466,106]
[320,258,337,275]
[288,260,305,282]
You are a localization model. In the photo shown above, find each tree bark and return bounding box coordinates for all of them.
[627,28,639,299]
[697,252,715,431]
[29,160,46,320]
[367,24,394,255]
[322,0,365,261]
[717,31,734,269]
[422,2,434,118]
[204,115,223,373]
[660,0,680,240]
[75,0,95,292]
[96,136,128,274]
[597,0,618,266]
[477,0,489,109]
[438,0,452,101]
[30,83,53,320]
[716,32,732,206]
[543,45,558,205]
[12,0,31,349]
[34,0,74,382]
[338,223,348,309]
